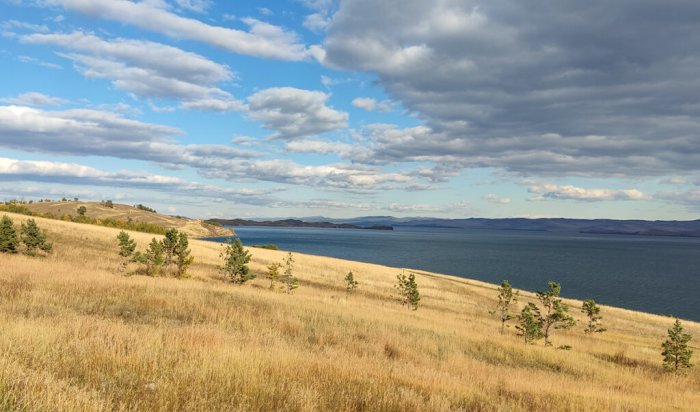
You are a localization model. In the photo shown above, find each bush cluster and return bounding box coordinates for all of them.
[0,215,52,256]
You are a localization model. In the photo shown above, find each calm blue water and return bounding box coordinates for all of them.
[207,226,700,321]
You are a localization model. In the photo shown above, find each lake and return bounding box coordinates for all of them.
[206,226,700,322]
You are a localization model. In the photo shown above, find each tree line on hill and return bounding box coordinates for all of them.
[0,201,167,235]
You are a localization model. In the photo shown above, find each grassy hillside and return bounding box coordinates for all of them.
[18,201,232,238]
[0,212,698,411]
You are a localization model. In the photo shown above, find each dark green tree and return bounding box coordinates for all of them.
[266,262,281,289]
[0,215,19,254]
[220,237,253,284]
[161,228,179,267]
[536,281,576,346]
[116,231,136,271]
[516,303,543,344]
[395,272,420,310]
[282,252,298,294]
[143,238,164,276]
[490,280,519,334]
[581,299,606,334]
[173,231,193,278]
[662,319,693,373]
[77,206,87,216]
[20,219,52,256]
[345,271,359,295]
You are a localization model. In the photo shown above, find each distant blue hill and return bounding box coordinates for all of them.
[220,216,700,238]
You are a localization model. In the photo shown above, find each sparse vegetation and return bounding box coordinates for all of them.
[490,279,519,334]
[251,244,279,250]
[536,281,576,346]
[0,212,698,411]
[344,271,359,295]
[265,262,281,289]
[282,252,298,294]
[116,231,136,271]
[395,271,420,310]
[516,303,543,344]
[102,200,114,208]
[220,237,253,284]
[662,319,693,373]
[582,299,606,334]
[134,204,157,213]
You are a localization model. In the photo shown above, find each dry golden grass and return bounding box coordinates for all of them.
[22,201,232,238]
[0,212,698,411]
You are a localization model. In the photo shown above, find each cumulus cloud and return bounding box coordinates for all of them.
[483,194,511,205]
[47,0,309,61]
[0,157,275,205]
[0,105,255,167]
[173,0,211,13]
[247,87,348,140]
[0,105,419,192]
[351,97,393,112]
[21,31,242,111]
[1,92,66,107]
[655,189,700,211]
[527,183,648,202]
[318,0,700,179]
[285,139,371,159]
[301,0,335,33]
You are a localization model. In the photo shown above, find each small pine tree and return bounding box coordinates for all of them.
[161,228,179,267]
[220,237,253,284]
[395,272,420,310]
[0,215,19,254]
[143,238,164,276]
[345,271,359,295]
[490,280,519,334]
[282,252,298,294]
[581,299,606,334]
[536,281,576,346]
[77,206,87,216]
[20,219,52,256]
[516,303,543,344]
[265,263,281,289]
[662,319,693,373]
[173,232,193,278]
[116,231,136,271]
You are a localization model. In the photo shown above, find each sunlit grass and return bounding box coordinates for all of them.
[0,212,698,411]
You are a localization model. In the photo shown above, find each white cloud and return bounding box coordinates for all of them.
[527,183,648,202]
[482,194,511,204]
[22,31,242,111]
[285,139,371,159]
[247,87,348,140]
[387,202,439,213]
[15,55,62,70]
[351,97,393,112]
[173,0,211,13]
[317,0,700,179]
[0,156,274,205]
[1,92,66,107]
[48,0,309,61]
[0,105,418,192]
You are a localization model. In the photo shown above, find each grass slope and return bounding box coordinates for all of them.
[0,212,698,411]
[22,201,233,238]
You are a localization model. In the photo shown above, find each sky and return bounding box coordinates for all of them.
[1,0,700,220]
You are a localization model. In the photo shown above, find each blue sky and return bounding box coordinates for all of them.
[1,0,699,220]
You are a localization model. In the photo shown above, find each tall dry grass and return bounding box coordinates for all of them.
[0,212,698,411]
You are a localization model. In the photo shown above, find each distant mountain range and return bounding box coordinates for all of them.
[211,216,700,237]
[207,218,393,231]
